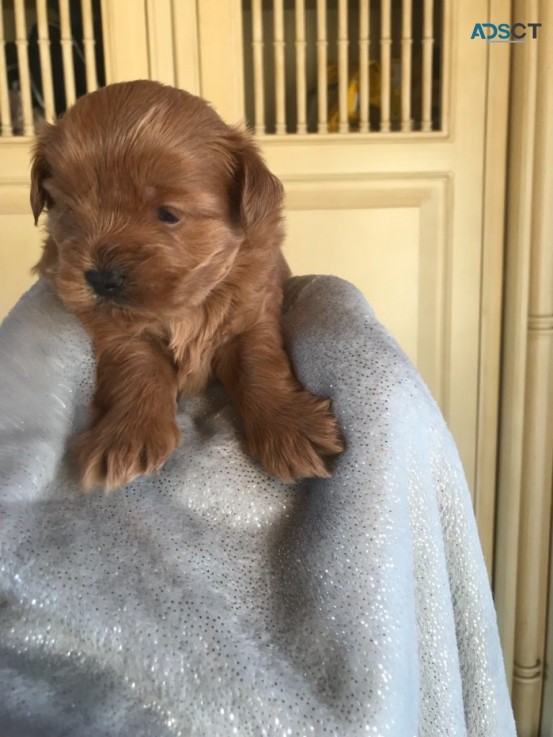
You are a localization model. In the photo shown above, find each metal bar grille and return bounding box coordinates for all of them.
[0,0,105,137]
[242,0,445,136]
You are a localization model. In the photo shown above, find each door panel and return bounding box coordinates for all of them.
[282,174,449,408]
[285,205,421,365]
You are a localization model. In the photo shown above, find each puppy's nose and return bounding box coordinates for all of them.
[85,269,125,297]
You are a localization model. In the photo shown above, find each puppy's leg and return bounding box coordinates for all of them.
[75,330,180,491]
[214,320,344,482]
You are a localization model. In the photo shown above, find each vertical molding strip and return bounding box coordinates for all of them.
[421,0,434,131]
[81,0,98,92]
[358,0,370,133]
[196,0,244,123]
[475,0,510,578]
[145,0,176,86]
[36,0,56,122]
[316,0,328,134]
[273,0,286,135]
[510,0,553,731]
[13,0,34,135]
[0,0,11,136]
[495,3,553,735]
[171,0,200,95]
[58,0,76,107]
[400,0,412,131]
[295,0,307,134]
[337,0,348,133]
[379,0,391,132]
[251,0,265,134]
[495,0,536,694]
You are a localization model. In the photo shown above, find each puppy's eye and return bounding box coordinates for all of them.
[157,207,180,225]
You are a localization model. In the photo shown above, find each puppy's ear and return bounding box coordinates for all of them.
[229,130,284,231]
[30,125,54,224]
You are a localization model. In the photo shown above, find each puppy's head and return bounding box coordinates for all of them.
[31,80,283,322]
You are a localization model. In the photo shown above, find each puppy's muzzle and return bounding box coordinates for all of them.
[85,269,125,298]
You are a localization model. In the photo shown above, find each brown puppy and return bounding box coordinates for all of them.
[30,80,344,491]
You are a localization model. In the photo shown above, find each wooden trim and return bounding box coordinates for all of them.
[379,0,392,132]
[439,0,452,136]
[495,7,553,735]
[197,0,245,123]
[0,139,35,184]
[511,0,553,730]
[100,0,149,83]
[145,0,175,85]
[495,0,537,692]
[474,0,510,579]
[171,0,201,94]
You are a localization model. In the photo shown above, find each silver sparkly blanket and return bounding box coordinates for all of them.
[0,276,515,737]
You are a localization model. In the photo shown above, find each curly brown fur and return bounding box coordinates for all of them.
[31,80,344,490]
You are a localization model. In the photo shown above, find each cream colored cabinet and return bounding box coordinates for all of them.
[185,0,510,578]
[0,0,509,574]
[14,0,553,729]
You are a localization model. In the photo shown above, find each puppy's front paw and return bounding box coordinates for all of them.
[74,412,181,491]
[247,393,344,483]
